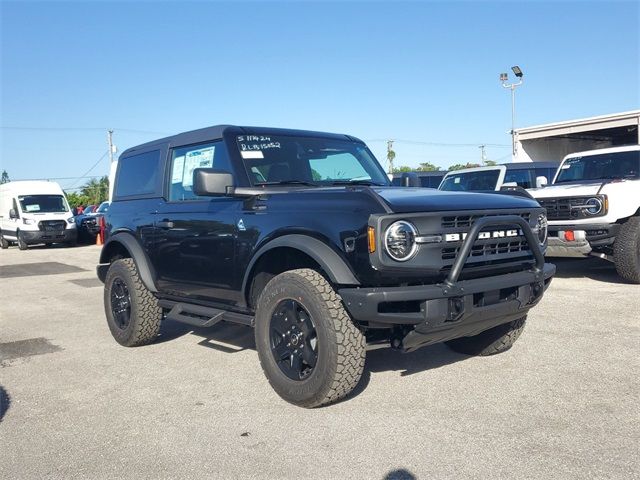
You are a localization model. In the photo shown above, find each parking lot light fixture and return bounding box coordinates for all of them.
[500,65,524,159]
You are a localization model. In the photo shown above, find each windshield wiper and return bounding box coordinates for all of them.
[330,179,385,186]
[255,180,318,187]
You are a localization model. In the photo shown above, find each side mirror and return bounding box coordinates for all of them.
[9,208,18,219]
[536,176,548,188]
[193,168,235,196]
[401,172,420,187]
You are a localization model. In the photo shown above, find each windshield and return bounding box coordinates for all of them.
[439,170,500,191]
[18,194,69,213]
[555,151,640,183]
[96,202,109,213]
[236,134,389,186]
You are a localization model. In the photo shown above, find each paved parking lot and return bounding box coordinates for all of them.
[1,244,638,479]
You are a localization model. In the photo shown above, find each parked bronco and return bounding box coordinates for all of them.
[97,125,555,407]
[531,145,640,283]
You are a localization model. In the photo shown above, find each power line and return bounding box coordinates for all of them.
[66,151,109,189]
[0,126,170,135]
[11,175,104,181]
[366,138,511,148]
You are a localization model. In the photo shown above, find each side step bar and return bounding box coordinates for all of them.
[158,300,255,328]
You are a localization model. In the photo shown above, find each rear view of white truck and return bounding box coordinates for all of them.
[531,145,640,283]
[0,181,77,250]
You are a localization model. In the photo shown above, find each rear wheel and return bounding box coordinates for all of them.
[104,258,162,347]
[613,217,640,284]
[445,316,527,356]
[254,269,366,408]
[17,231,28,250]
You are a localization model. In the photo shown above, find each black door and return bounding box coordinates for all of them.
[152,198,241,304]
[151,140,242,305]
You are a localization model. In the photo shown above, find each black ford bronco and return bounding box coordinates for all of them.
[97,125,555,408]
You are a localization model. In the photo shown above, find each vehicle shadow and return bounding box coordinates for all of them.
[383,469,417,480]
[0,386,10,422]
[550,257,628,284]
[157,319,255,353]
[157,319,468,381]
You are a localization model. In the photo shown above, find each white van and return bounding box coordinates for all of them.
[0,181,77,250]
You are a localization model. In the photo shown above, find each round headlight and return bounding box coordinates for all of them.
[585,197,603,215]
[536,214,548,245]
[384,221,418,261]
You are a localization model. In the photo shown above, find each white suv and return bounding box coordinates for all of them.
[531,145,640,283]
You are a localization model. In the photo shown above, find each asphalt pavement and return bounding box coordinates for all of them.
[1,244,638,479]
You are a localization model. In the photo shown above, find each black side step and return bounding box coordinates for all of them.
[158,300,254,328]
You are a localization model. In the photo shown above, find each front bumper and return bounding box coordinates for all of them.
[339,262,555,352]
[545,223,619,257]
[21,229,77,245]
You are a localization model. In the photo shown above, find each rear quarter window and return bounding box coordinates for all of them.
[115,150,162,198]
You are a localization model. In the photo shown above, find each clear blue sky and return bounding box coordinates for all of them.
[1,1,638,191]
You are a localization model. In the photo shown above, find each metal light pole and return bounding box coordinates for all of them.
[500,66,524,159]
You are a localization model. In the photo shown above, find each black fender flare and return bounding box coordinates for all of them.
[97,232,158,293]
[241,234,360,297]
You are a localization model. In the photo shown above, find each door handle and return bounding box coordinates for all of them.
[157,220,174,229]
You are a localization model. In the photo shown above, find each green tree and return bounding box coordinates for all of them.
[392,165,413,173]
[483,160,498,166]
[386,148,396,173]
[80,176,109,205]
[416,162,439,171]
[65,176,109,208]
[448,162,481,171]
[0,170,9,184]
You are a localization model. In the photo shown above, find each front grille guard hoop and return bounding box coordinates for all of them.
[445,215,544,286]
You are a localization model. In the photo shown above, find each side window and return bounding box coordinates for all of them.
[504,170,534,188]
[115,150,161,198]
[168,141,230,201]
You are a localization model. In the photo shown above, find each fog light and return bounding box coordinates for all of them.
[564,230,575,242]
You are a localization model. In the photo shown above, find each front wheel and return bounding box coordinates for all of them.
[254,269,366,408]
[104,258,162,347]
[613,217,640,284]
[0,234,8,249]
[17,231,28,250]
[445,316,527,356]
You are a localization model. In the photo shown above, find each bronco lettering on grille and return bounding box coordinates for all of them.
[444,229,521,242]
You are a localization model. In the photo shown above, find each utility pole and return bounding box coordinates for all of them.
[107,130,115,164]
[386,140,395,174]
[479,144,487,164]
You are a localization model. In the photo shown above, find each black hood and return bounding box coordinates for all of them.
[370,187,540,213]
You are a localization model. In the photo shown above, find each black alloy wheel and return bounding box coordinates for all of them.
[269,299,318,381]
[110,278,132,330]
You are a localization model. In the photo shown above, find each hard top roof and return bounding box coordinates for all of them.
[120,125,363,157]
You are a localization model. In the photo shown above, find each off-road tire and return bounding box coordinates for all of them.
[613,216,640,284]
[17,231,28,250]
[254,268,366,408]
[445,316,527,356]
[104,258,162,347]
[0,234,8,249]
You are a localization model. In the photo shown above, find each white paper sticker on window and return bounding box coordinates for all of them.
[454,177,461,184]
[25,204,40,212]
[183,147,215,187]
[241,150,264,159]
[172,155,185,183]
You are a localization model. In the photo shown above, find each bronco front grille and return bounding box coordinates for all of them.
[537,198,572,221]
[442,239,530,261]
[441,212,530,229]
[38,220,66,231]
